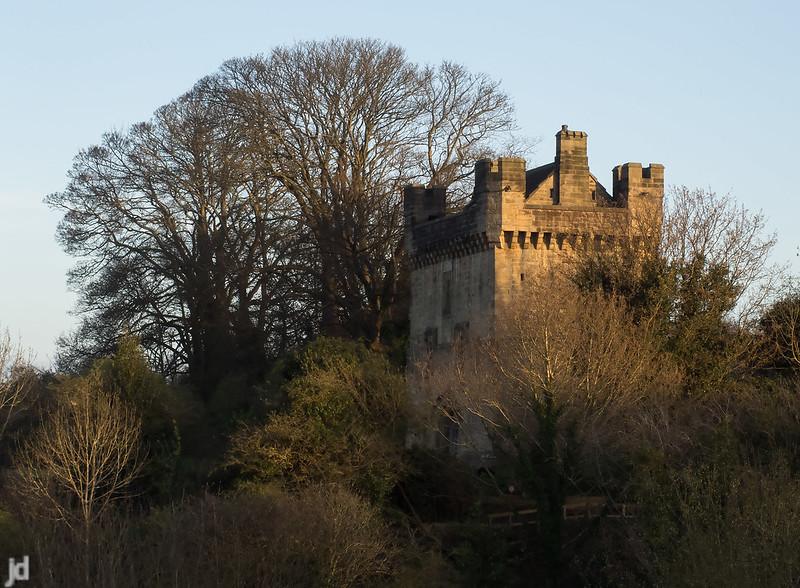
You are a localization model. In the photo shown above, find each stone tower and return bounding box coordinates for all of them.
[403,126,663,461]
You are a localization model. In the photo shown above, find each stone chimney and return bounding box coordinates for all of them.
[554,125,591,206]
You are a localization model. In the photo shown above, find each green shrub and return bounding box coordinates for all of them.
[636,441,800,587]
[0,509,24,558]
[227,338,407,502]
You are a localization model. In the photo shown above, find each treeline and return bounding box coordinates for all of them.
[2,38,800,587]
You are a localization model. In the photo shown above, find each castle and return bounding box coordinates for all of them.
[403,126,663,459]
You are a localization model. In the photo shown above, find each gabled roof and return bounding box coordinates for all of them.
[525,162,555,196]
[589,173,614,204]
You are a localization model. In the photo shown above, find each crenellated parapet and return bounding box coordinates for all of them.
[404,126,663,269]
[612,162,665,203]
[403,183,492,268]
[612,162,665,233]
[473,156,527,197]
[403,185,447,226]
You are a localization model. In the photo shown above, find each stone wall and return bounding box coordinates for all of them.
[405,126,663,358]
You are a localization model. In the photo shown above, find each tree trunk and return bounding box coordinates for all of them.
[320,248,346,338]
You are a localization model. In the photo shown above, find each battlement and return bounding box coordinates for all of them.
[612,162,665,204]
[403,184,447,226]
[403,126,664,268]
[556,124,587,139]
[474,157,527,196]
[612,162,665,184]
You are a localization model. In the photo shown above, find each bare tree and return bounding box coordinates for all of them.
[14,371,143,535]
[419,61,521,205]
[573,186,783,394]
[775,302,800,369]
[662,186,781,326]
[48,81,312,393]
[0,329,35,445]
[759,283,800,371]
[660,187,783,390]
[424,280,680,473]
[50,39,519,387]
[773,301,800,370]
[221,39,517,345]
[417,279,680,581]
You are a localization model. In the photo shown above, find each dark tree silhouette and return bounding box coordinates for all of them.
[49,38,518,392]
[48,83,313,394]
[220,39,517,345]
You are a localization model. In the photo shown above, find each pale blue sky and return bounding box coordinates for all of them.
[1,0,798,365]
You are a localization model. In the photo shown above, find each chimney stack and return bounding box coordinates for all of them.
[554,125,590,205]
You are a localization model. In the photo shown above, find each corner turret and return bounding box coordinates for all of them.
[403,185,447,227]
[612,162,664,232]
[473,157,527,197]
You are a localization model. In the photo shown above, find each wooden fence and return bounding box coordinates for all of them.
[487,496,637,527]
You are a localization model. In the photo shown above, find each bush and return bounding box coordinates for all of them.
[17,485,396,588]
[227,338,407,502]
[635,441,800,587]
[0,509,23,559]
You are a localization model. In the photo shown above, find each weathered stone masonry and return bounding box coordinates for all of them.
[404,125,664,357]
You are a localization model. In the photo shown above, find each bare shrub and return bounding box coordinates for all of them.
[0,329,35,445]
[421,278,681,483]
[13,371,143,534]
[22,485,396,587]
[416,278,682,581]
[14,515,133,588]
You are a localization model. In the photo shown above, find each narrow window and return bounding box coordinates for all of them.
[424,327,438,352]
[442,271,452,317]
[453,321,470,343]
[439,408,461,451]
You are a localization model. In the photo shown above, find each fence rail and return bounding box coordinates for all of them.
[487,496,637,527]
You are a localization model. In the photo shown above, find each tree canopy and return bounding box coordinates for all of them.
[48,38,518,393]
